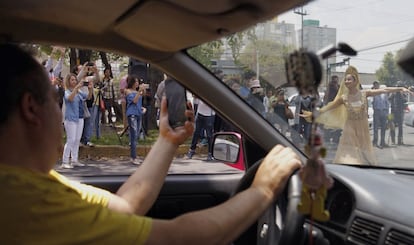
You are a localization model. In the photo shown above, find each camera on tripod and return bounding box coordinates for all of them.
[94,81,104,90]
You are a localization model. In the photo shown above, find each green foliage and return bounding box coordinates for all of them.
[65,127,160,146]
[188,27,257,69]
[227,32,245,64]
[106,52,124,62]
[85,127,192,146]
[39,45,53,55]
[187,40,223,68]
[227,27,257,65]
[376,50,414,86]
[37,44,126,71]
[239,40,291,87]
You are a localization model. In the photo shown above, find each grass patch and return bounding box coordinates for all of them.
[63,123,192,146]
[90,125,159,146]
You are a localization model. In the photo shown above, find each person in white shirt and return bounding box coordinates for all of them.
[187,100,215,161]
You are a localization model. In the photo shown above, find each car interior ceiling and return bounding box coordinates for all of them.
[0,0,309,52]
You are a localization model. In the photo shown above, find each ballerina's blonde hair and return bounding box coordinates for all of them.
[316,65,361,129]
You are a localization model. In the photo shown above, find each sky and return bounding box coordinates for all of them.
[277,0,414,73]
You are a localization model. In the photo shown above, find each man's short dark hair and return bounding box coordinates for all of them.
[0,44,50,125]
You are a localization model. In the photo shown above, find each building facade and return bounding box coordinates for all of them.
[255,19,297,47]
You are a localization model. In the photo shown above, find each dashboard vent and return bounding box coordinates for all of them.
[348,217,383,245]
[385,229,414,245]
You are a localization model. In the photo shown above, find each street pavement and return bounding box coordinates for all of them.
[56,155,243,177]
[324,125,414,167]
[56,125,414,178]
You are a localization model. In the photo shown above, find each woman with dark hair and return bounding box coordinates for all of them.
[101,67,115,126]
[125,75,145,165]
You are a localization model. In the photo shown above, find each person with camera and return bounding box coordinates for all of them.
[125,75,146,165]
[62,73,93,168]
[80,62,101,147]
[101,67,115,126]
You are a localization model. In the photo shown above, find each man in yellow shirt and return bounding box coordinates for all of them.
[0,44,301,244]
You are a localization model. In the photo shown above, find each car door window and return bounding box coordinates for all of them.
[22,45,245,177]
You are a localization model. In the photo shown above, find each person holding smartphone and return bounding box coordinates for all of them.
[78,62,100,147]
[125,75,145,165]
[62,73,92,168]
[101,67,115,126]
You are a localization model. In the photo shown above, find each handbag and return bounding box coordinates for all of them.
[285,106,294,119]
[99,98,105,112]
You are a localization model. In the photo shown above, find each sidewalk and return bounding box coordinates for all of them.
[78,143,208,159]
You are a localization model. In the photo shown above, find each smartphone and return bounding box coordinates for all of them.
[83,81,89,86]
[164,79,188,128]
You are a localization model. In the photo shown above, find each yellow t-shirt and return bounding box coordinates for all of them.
[0,164,152,245]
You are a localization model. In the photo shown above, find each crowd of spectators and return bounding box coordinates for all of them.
[45,48,410,166]
[42,47,152,167]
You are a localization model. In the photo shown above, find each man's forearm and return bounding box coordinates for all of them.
[116,137,178,215]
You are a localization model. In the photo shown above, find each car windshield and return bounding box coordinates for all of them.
[188,0,414,168]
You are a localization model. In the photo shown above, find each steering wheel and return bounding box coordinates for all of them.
[233,159,305,245]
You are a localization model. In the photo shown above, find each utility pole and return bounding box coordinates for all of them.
[256,49,260,79]
[326,58,351,87]
[294,6,308,48]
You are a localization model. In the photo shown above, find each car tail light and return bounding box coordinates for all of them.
[405,106,410,113]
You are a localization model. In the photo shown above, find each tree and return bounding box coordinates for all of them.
[376,51,414,86]
[99,51,110,69]
[239,40,292,88]
[187,27,256,69]
[227,32,244,64]
[187,40,223,68]
[376,52,399,86]
[227,27,257,65]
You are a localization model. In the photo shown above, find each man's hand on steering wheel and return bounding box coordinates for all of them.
[252,145,302,202]
[234,144,304,245]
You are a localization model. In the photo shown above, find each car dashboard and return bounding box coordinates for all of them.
[309,164,414,245]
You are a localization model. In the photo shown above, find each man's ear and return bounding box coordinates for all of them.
[19,93,41,126]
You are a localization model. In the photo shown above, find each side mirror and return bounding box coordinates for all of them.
[213,133,241,163]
